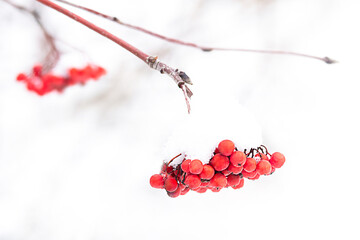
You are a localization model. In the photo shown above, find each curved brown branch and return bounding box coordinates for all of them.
[35,0,192,113]
[53,0,336,64]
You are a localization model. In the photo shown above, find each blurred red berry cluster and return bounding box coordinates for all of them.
[150,140,285,198]
[16,64,106,95]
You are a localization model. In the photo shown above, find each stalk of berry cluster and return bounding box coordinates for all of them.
[53,0,335,64]
[36,0,192,113]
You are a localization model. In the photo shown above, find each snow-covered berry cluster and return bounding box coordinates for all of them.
[16,64,106,95]
[150,139,285,198]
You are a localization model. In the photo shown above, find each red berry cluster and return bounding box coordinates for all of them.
[150,140,285,198]
[16,64,106,95]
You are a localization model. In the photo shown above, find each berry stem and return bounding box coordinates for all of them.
[168,153,183,165]
[54,0,336,64]
[260,145,271,156]
[35,0,192,113]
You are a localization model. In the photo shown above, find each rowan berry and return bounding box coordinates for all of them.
[32,65,43,77]
[227,174,241,188]
[149,174,165,189]
[256,160,272,175]
[167,187,181,198]
[184,174,201,190]
[211,188,222,192]
[228,164,243,174]
[180,187,190,195]
[249,173,260,180]
[270,152,286,168]
[243,158,257,172]
[230,151,246,167]
[222,169,231,176]
[181,159,191,173]
[242,170,257,179]
[232,178,244,189]
[270,166,276,174]
[255,153,269,160]
[196,187,207,193]
[199,164,215,180]
[16,73,27,81]
[189,159,203,174]
[166,165,174,174]
[210,154,230,171]
[201,181,210,187]
[209,173,227,190]
[218,140,235,156]
[164,177,178,192]
[179,183,187,191]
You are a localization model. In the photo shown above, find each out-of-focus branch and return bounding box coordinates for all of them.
[35,0,192,113]
[53,0,336,64]
[2,0,60,71]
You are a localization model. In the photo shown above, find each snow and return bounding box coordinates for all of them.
[163,92,262,165]
[1,0,360,240]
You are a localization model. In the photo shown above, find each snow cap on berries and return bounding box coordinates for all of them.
[162,93,262,166]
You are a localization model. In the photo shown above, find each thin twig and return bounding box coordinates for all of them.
[54,0,336,64]
[35,0,192,113]
[2,0,60,71]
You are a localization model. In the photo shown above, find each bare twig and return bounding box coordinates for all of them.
[35,0,192,113]
[53,0,336,64]
[2,0,60,71]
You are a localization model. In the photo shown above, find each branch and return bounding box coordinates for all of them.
[53,0,336,64]
[35,0,192,113]
[2,0,60,71]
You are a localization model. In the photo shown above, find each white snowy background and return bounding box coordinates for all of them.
[1,0,359,239]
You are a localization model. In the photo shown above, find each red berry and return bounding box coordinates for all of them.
[227,174,241,188]
[270,152,286,168]
[249,173,260,180]
[181,159,191,173]
[196,187,207,193]
[179,183,187,191]
[210,173,227,190]
[164,177,178,192]
[211,188,222,192]
[270,166,276,174]
[228,164,243,174]
[210,154,230,171]
[243,158,256,172]
[149,174,165,189]
[255,153,269,160]
[181,187,190,195]
[232,178,244,189]
[189,159,203,174]
[242,170,257,179]
[201,181,210,187]
[166,165,174,173]
[199,164,215,180]
[184,174,201,190]
[256,160,272,175]
[218,140,235,156]
[222,169,231,176]
[16,73,27,81]
[167,187,181,198]
[32,65,43,77]
[230,151,246,167]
